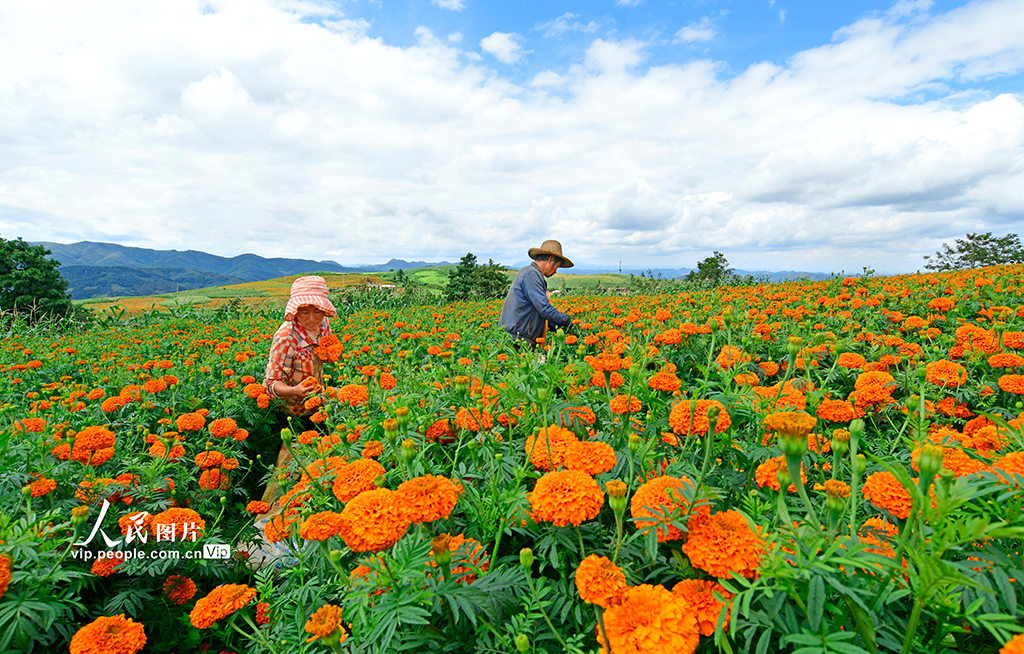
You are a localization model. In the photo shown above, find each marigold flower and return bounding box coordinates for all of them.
[13,417,45,432]
[837,352,867,369]
[379,372,397,389]
[337,488,410,552]
[560,406,597,428]
[396,475,460,523]
[70,425,116,465]
[305,604,347,644]
[992,451,1024,485]
[715,345,750,370]
[599,584,700,654]
[525,424,579,471]
[198,468,229,491]
[529,470,604,527]
[0,555,10,600]
[163,575,197,605]
[610,395,642,415]
[862,471,912,519]
[425,533,490,583]
[630,475,708,542]
[925,360,968,388]
[176,412,206,431]
[208,418,237,438]
[194,450,225,469]
[911,445,989,478]
[1001,633,1024,654]
[69,614,146,654]
[425,418,456,444]
[313,334,344,362]
[755,456,805,493]
[338,384,370,407]
[246,501,270,515]
[858,517,899,558]
[189,584,257,629]
[454,406,493,432]
[362,439,384,458]
[574,554,627,608]
[332,458,386,502]
[672,579,734,636]
[299,511,344,541]
[668,400,730,436]
[998,374,1024,395]
[91,552,125,577]
[648,371,682,392]
[683,510,764,579]
[563,440,617,476]
[28,476,56,497]
[762,411,817,439]
[815,398,857,423]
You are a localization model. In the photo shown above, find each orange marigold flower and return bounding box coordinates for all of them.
[610,395,642,415]
[859,516,900,559]
[425,418,456,444]
[13,417,45,432]
[362,439,384,458]
[925,360,967,388]
[100,396,125,413]
[189,584,257,629]
[683,510,764,579]
[69,614,146,654]
[337,488,410,552]
[396,475,459,523]
[91,552,125,577]
[256,601,271,625]
[672,579,734,636]
[176,412,206,431]
[243,383,266,398]
[198,468,230,491]
[714,345,750,370]
[208,418,237,438]
[755,456,806,493]
[1002,633,1024,654]
[631,475,709,542]
[300,511,344,541]
[194,450,225,469]
[560,406,597,428]
[815,398,857,423]
[758,360,780,376]
[563,440,617,476]
[338,384,370,407]
[599,584,700,654]
[862,471,912,519]
[648,371,682,392]
[70,425,116,464]
[837,352,867,369]
[332,458,386,502]
[575,554,627,608]
[590,371,625,389]
[762,410,817,438]
[529,470,604,527]
[989,353,1024,368]
[246,501,270,515]
[668,400,730,436]
[998,374,1024,395]
[426,533,490,584]
[911,445,989,477]
[734,372,759,386]
[525,424,579,471]
[87,388,105,400]
[264,512,298,544]
[379,372,397,390]
[0,555,12,599]
[163,575,197,605]
[313,334,344,362]
[28,476,56,497]
[305,604,347,644]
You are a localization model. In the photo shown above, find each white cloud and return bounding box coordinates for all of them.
[616,0,643,6]
[535,13,600,38]
[480,32,525,64]
[431,0,465,10]
[674,17,716,44]
[1,0,1023,273]
[779,9,786,26]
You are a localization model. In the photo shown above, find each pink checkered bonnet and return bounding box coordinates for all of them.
[284,276,337,321]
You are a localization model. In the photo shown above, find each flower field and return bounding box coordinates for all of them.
[3,265,1024,654]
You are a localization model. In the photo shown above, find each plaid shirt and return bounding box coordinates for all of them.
[263,319,332,415]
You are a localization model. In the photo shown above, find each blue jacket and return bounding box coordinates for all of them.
[498,262,571,342]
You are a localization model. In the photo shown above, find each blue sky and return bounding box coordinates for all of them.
[0,0,1022,274]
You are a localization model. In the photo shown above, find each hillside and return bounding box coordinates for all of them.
[60,265,248,300]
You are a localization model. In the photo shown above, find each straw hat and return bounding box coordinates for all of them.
[527,240,574,268]
[284,276,337,321]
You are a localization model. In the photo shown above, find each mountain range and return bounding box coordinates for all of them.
[37,240,830,300]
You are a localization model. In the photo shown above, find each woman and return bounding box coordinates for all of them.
[259,275,336,503]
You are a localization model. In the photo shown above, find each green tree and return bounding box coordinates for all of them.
[686,251,734,286]
[0,236,75,320]
[923,232,1024,271]
[443,253,511,301]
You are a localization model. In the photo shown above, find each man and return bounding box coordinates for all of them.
[499,240,574,346]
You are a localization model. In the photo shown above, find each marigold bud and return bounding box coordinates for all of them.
[855,454,866,475]
[401,439,416,463]
[280,428,292,444]
[520,548,533,569]
[431,534,453,566]
[628,433,640,454]
[515,634,530,653]
[606,480,628,513]
[537,388,549,401]
[918,443,944,478]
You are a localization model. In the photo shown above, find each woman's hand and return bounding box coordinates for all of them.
[273,382,311,399]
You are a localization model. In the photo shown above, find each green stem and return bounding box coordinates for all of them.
[575,526,587,561]
[596,606,613,654]
[524,572,570,651]
[785,453,820,528]
[901,594,927,654]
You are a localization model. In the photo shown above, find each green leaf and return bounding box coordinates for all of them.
[807,575,824,632]
[755,628,773,654]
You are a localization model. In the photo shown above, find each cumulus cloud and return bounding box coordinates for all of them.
[674,17,716,44]
[480,32,525,64]
[1,0,1023,273]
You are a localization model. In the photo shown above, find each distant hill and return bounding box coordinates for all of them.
[60,266,248,300]
[512,260,831,282]
[35,241,454,299]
